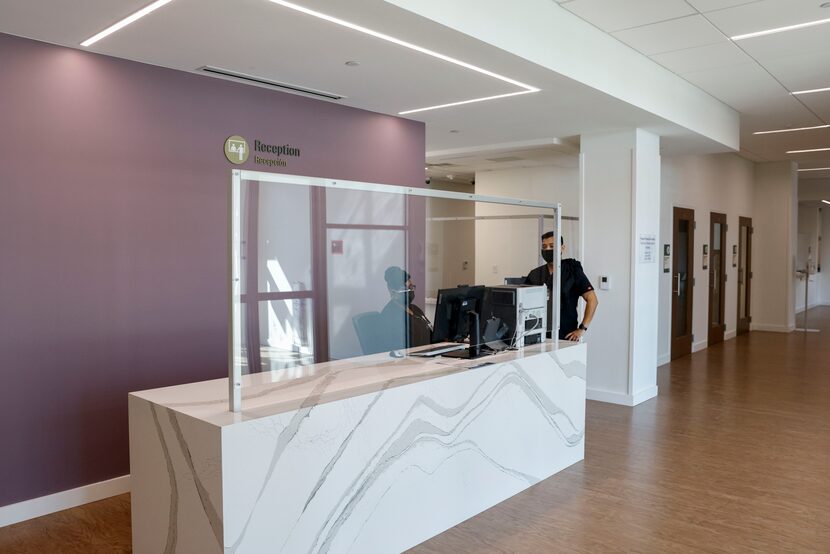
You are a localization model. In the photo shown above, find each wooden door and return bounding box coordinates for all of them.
[737,217,753,335]
[708,212,727,345]
[671,207,695,360]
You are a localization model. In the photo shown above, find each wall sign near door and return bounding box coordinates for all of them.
[663,244,671,273]
[702,244,709,270]
[732,244,738,267]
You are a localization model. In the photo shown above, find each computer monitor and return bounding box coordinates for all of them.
[431,285,486,343]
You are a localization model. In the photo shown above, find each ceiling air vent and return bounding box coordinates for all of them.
[198,66,345,100]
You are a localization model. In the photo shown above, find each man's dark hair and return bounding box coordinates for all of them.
[541,231,564,245]
[384,266,410,290]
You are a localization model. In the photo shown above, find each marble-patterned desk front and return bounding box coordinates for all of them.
[129,342,587,553]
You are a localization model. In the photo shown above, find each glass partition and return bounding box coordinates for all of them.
[229,170,565,411]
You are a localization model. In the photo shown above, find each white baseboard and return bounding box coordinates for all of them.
[692,339,708,353]
[725,329,737,341]
[796,302,825,314]
[750,323,795,333]
[587,385,658,407]
[657,353,670,366]
[0,475,129,528]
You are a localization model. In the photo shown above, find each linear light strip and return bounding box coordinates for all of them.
[731,17,830,41]
[792,86,830,95]
[787,147,830,154]
[81,0,174,47]
[399,90,536,115]
[823,200,830,205]
[268,0,537,92]
[754,125,830,135]
[267,0,539,114]
[798,167,830,172]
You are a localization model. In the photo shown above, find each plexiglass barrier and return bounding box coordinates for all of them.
[229,170,570,411]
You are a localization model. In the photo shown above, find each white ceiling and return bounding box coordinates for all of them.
[2,0,828,179]
[557,0,830,179]
[0,0,731,162]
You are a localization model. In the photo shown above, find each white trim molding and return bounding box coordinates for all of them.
[692,339,708,353]
[587,386,658,407]
[0,475,129,528]
[750,323,796,333]
[657,353,671,366]
[725,329,737,341]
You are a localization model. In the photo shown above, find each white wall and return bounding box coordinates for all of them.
[425,180,476,297]
[658,153,755,362]
[822,207,830,306]
[795,203,820,313]
[752,162,798,332]
[582,129,660,406]
[473,164,579,286]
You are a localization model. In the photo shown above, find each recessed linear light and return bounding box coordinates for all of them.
[754,124,830,135]
[787,147,830,154]
[731,17,830,41]
[792,86,830,95]
[80,0,174,47]
[399,91,536,115]
[799,167,830,172]
[823,200,830,205]
[266,0,540,114]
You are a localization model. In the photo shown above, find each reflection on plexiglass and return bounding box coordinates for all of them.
[231,173,570,392]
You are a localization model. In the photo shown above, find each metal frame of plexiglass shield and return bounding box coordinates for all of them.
[229,169,570,412]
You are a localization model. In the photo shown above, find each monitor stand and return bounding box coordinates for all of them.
[440,311,482,359]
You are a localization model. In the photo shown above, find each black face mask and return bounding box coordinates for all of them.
[541,249,554,263]
[395,289,415,304]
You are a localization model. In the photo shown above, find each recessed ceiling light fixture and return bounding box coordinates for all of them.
[798,167,830,172]
[792,86,830,95]
[266,0,540,114]
[80,0,174,47]
[754,124,830,135]
[787,147,830,154]
[731,17,830,40]
[823,200,830,205]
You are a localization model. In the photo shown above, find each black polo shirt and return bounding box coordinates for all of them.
[525,259,594,339]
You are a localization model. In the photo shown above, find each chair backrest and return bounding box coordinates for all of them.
[352,311,386,355]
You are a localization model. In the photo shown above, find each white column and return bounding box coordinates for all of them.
[752,161,798,331]
[580,129,661,406]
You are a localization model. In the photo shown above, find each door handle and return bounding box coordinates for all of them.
[674,274,681,297]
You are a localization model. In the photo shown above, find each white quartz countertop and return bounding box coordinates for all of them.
[131,341,583,427]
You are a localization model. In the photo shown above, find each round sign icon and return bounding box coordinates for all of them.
[224,135,249,164]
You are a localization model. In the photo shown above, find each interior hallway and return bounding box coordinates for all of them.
[3,309,830,553]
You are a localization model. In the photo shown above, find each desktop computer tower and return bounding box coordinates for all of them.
[484,285,547,348]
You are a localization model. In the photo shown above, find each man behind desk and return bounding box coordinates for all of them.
[380,266,432,349]
[525,232,598,341]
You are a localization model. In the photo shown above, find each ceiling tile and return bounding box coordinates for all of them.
[681,62,790,112]
[705,0,830,38]
[732,25,830,92]
[559,0,696,32]
[686,0,763,12]
[612,15,726,56]
[651,41,752,74]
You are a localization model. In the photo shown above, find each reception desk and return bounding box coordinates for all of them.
[129,341,587,553]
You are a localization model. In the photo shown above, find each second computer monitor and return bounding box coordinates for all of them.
[431,285,486,343]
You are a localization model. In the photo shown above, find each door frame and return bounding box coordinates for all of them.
[708,212,727,345]
[671,207,695,360]
[737,216,752,335]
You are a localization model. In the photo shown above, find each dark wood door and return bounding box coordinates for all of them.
[671,207,695,360]
[708,212,727,345]
[737,217,753,335]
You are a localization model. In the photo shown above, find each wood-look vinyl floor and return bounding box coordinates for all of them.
[2,308,830,553]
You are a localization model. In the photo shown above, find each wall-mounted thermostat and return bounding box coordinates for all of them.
[599,275,611,290]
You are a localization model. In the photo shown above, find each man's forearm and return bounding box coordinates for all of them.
[581,291,598,328]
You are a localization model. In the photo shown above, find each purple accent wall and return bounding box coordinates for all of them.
[0,33,424,507]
